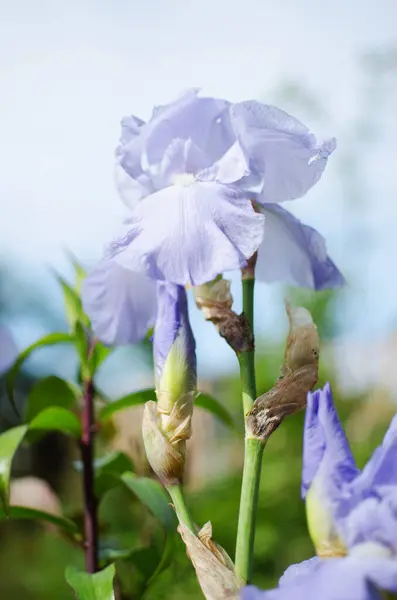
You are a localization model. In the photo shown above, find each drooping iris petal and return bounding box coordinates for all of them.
[108,182,265,286]
[255,204,344,290]
[81,259,157,346]
[231,100,336,203]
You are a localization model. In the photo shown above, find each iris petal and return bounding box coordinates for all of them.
[231,100,336,203]
[108,182,264,286]
[256,204,344,289]
[81,259,157,345]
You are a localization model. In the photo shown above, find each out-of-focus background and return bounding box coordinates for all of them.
[1,1,397,598]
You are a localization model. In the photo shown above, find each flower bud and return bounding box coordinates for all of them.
[142,283,196,486]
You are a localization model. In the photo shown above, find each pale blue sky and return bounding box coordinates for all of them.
[1,0,396,382]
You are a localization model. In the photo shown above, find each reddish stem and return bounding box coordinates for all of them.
[81,377,98,573]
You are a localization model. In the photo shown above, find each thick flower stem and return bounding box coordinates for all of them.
[167,484,196,533]
[238,351,257,417]
[235,438,264,583]
[242,276,255,331]
[81,377,98,573]
[235,270,264,584]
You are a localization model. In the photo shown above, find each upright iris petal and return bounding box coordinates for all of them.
[255,204,344,290]
[231,100,336,204]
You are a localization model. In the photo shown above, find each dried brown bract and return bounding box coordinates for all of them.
[247,302,319,442]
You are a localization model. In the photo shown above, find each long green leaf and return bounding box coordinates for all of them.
[6,333,75,412]
[121,472,176,532]
[65,564,115,600]
[0,425,28,512]
[29,407,82,438]
[25,375,80,422]
[99,389,156,422]
[195,392,236,430]
[0,505,79,536]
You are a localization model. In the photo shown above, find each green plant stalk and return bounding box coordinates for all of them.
[167,484,195,533]
[242,277,255,330]
[235,438,264,583]
[238,351,257,417]
[235,273,264,584]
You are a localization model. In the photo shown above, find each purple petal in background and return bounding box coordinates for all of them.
[81,258,157,346]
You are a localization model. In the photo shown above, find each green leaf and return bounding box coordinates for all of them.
[65,564,116,600]
[99,389,156,422]
[121,472,176,532]
[29,407,82,438]
[57,275,86,330]
[6,333,75,413]
[69,254,87,293]
[0,505,79,536]
[0,425,28,512]
[24,375,80,422]
[195,392,236,430]
[75,322,89,365]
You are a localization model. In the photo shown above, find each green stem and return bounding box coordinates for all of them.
[242,277,255,330]
[235,272,264,584]
[167,484,195,533]
[235,438,264,583]
[238,351,257,416]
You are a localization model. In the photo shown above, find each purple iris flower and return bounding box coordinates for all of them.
[82,89,342,345]
[241,384,397,599]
